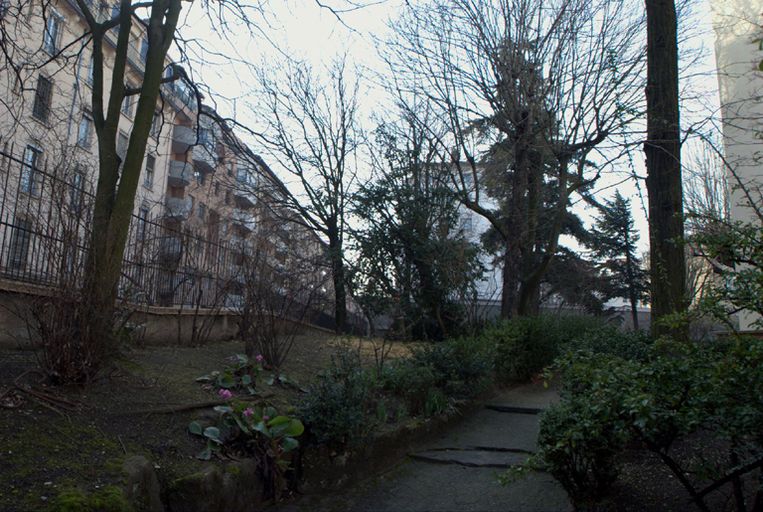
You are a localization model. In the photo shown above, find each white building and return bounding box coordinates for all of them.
[712,1,763,331]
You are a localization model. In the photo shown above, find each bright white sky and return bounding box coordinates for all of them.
[179,0,723,259]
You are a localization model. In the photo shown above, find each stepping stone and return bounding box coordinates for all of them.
[426,410,541,453]
[411,448,529,468]
[487,383,560,411]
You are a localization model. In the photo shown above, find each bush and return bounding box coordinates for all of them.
[485,315,606,382]
[298,351,376,447]
[521,337,763,510]
[410,336,495,397]
[564,325,654,362]
[381,361,439,416]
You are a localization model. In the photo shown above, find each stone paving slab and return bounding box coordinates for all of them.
[331,460,571,512]
[486,382,560,411]
[411,447,529,468]
[424,409,541,453]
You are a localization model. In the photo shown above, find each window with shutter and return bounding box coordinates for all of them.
[32,75,53,122]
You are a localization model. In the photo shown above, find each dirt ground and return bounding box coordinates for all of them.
[0,332,413,512]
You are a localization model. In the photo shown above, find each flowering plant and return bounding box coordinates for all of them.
[188,401,304,499]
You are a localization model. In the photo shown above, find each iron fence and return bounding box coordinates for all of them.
[0,142,366,333]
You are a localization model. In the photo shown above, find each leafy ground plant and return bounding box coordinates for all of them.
[195,353,264,395]
[189,401,304,500]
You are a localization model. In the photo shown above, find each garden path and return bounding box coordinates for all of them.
[280,382,572,512]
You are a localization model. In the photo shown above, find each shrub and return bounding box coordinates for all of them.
[519,337,763,510]
[298,351,376,447]
[381,361,439,415]
[564,325,654,362]
[486,315,606,382]
[409,336,495,397]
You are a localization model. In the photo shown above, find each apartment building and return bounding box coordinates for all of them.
[0,0,347,329]
[711,0,763,331]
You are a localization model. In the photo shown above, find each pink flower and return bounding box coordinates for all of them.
[243,408,254,418]
[218,389,233,400]
[255,354,265,363]
[263,415,270,422]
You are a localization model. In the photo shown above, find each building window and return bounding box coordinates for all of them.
[87,55,94,85]
[198,202,206,220]
[194,168,205,185]
[214,182,220,196]
[199,127,214,149]
[9,218,32,270]
[32,75,53,122]
[225,190,231,205]
[70,169,84,213]
[122,88,134,117]
[137,206,149,241]
[117,131,129,161]
[226,161,233,177]
[0,0,10,19]
[21,145,42,195]
[43,13,62,55]
[150,111,161,138]
[77,113,92,147]
[139,38,149,62]
[144,154,155,188]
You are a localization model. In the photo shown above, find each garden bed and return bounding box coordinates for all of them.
[0,334,417,511]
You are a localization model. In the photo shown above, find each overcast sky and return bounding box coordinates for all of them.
[179,0,722,257]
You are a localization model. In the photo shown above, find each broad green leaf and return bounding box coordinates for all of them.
[204,426,222,443]
[188,421,203,436]
[281,437,299,453]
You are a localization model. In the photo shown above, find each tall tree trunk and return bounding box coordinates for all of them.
[644,0,686,337]
[501,111,533,319]
[329,233,347,333]
[624,239,641,331]
[79,0,182,357]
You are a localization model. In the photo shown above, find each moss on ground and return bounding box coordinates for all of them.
[0,418,125,512]
[48,485,132,512]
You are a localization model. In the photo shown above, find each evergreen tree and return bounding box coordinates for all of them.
[589,192,649,330]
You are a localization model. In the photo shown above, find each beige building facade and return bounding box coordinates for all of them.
[0,0,352,330]
[712,0,763,331]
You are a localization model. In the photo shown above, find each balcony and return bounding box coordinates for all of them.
[193,144,218,173]
[231,208,254,232]
[168,160,192,187]
[234,189,256,209]
[165,196,192,219]
[230,235,254,254]
[158,235,183,261]
[172,125,195,154]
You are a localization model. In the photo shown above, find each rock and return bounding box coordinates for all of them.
[122,455,163,512]
[166,460,264,512]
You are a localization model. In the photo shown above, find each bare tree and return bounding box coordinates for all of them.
[385,0,646,318]
[239,56,360,332]
[236,207,328,378]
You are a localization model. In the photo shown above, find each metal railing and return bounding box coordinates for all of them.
[0,143,366,332]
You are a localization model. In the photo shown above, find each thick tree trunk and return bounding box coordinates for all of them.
[644,0,686,337]
[80,0,182,353]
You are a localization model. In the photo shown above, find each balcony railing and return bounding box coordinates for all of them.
[165,196,192,219]
[234,189,256,209]
[193,144,218,173]
[172,125,195,154]
[168,160,192,187]
[232,208,254,232]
